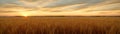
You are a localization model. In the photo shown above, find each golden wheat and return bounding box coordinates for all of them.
[0,17,120,34]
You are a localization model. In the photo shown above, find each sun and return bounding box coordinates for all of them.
[22,14,28,17]
[19,12,30,17]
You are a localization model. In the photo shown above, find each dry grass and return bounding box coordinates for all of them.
[0,17,120,34]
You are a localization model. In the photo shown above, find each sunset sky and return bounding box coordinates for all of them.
[0,0,120,16]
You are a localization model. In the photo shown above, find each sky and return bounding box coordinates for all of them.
[0,0,120,16]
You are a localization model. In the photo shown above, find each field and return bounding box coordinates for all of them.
[0,17,120,34]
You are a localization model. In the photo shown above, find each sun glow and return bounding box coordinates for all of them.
[19,11,30,17]
[22,14,29,17]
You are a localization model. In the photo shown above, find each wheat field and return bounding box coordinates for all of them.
[0,17,120,34]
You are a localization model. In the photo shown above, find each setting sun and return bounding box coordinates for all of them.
[19,11,30,17]
[22,14,28,17]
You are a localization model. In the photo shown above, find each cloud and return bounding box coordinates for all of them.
[41,0,120,12]
[91,3,120,11]
[43,0,107,8]
[0,0,16,3]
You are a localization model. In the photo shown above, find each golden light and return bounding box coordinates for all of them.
[19,11,31,17]
[22,14,28,17]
